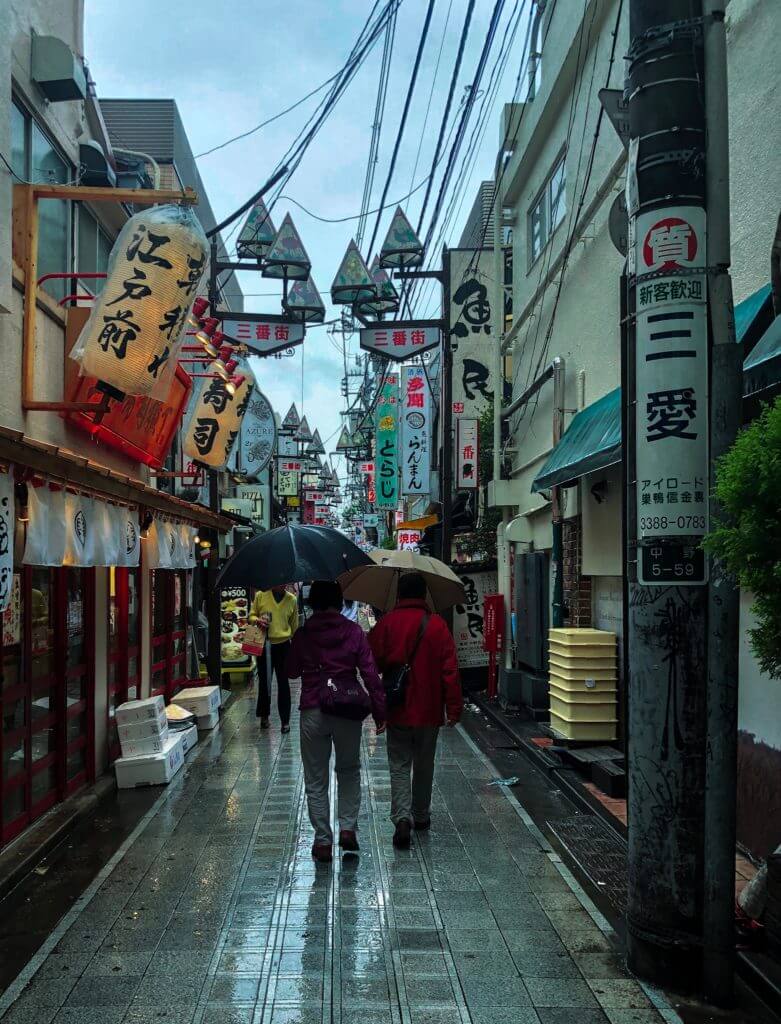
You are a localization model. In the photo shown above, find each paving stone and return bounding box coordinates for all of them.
[403,976,456,1006]
[201,1009,254,1024]
[401,952,451,977]
[0,997,58,1024]
[525,976,602,1009]
[588,980,653,1010]
[123,1008,196,1024]
[272,976,324,1002]
[536,1010,609,1024]
[130,975,202,1006]
[64,975,141,1008]
[265,1008,323,1024]
[460,974,532,1007]
[208,975,260,1003]
[82,951,155,977]
[50,1009,127,1024]
[511,947,582,978]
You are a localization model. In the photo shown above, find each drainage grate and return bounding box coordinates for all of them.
[547,815,628,913]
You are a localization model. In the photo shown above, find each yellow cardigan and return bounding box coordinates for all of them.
[249,590,299,645]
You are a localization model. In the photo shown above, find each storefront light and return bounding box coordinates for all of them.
[187,296,210,328]
[224,374,245,398]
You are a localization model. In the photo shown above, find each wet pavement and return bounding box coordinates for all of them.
[0,688,686,1024]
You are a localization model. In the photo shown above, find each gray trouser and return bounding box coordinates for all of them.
[300,709,363,845]
[386,725,440,825]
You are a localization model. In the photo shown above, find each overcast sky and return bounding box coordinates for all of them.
[85,0,527,481]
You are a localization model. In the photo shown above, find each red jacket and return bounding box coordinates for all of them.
[369,599,462,728]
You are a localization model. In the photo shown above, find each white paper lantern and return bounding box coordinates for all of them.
[71,204,208,398]
[182,369,255,470]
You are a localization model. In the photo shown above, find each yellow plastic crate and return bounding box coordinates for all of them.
[548,628,615,646]
[549,640,617,661]
[549,654,617,680]
[549,681,617,704]
[549,711,617,742]
[550,689,617,723]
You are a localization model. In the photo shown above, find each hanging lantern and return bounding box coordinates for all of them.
[182,366,255,470]
[356,255,400,317]
[236,198,276,261]
[71,204,208,398]
[283,276,325,323]
[331,240,376,306]
[262,213,311,281]
[379,206,425,268]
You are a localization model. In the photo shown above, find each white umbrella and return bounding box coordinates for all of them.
[339,549,466,612]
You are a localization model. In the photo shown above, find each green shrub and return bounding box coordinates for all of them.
[705,395,781,679]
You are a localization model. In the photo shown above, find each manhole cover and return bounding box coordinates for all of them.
[547,815,628,912]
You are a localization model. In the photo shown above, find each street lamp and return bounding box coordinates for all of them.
[283,276,326,324]
[262,213,312,283]
[331,240,376,305]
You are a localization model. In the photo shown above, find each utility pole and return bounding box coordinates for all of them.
[441,247,453,567]
[205,238,222,691]
[624,0,739,998]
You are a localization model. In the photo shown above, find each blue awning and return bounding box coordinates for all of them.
[735,283,771,343]
[744,314,781,397]
[531,388,621,493]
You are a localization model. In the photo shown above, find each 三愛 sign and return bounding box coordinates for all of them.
[401,366,430,496]
[633,205,708,585]
[360,322,439,362]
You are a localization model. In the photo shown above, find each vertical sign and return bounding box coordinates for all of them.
[375,372,399,510]
[453,570,497,669]
[449,249,495,424]
[455,418,479,490]
[401,366,430,496]
[633,206,708,585]
[397,529,421,551]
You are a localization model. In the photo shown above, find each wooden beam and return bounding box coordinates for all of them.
[22,185,38,411]
[29,184,198,205]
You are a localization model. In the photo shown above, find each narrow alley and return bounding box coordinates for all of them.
[0,690,676,1024]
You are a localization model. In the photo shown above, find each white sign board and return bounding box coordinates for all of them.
[223,317,304,356]
[455,418,479,490]
[449,249,495,422]
[363,513,378,528]
[238,389,276,478]
[235,482,271,530]
[396,529,421,551]
[401,366,430,496]
[454,570,496,669]
[277,470,298,498]
[360,323,439,362]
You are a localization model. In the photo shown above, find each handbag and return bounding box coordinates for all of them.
[383,613,430,709]
[241,622,266,657]
[319,670,373,722]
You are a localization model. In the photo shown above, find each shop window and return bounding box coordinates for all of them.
[527,152,567,268]
[151,570,189,702]
[0,569,95,848]
[107,568,140,763]
[11,100,73,302]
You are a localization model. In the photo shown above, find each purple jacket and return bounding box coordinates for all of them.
[286,610,386,725]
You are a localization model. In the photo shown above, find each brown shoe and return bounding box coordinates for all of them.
[339,830,359,853]
[311,843,332,863]
[414,818,431,831]
[393,820,412,849]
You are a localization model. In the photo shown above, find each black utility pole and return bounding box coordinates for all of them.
[205,238,222,692]
[440,247,453,567]
[625,0,738,998]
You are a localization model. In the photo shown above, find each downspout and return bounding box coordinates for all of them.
[550,358,566,627]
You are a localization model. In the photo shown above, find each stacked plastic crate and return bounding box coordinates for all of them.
[548,628,617,742]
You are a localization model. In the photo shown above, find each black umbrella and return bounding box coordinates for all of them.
[216,524,372,591]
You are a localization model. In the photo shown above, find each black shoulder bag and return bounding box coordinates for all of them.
[383,613,430,709]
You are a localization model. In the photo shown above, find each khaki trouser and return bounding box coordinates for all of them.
[300,708,362,845]
[386,724,440,825]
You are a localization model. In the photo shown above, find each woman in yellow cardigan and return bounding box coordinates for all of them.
[249,585,299,732]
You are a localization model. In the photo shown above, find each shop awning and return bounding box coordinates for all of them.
[531,387,621,493]
[0,426,235,532]
[735,283,772,343]
[743,314,781,397]
[395,513,440,532]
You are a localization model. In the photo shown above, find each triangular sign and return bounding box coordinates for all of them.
[331,240,375,305]
[335,427,352,451]
[296,415,313,443]
[282,403,300,430]
[237,198,276,260]
[284,276,325,323]
[263,213,312,281]
[379,207,424,268]
[310,428,325,455]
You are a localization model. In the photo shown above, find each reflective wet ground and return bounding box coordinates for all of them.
[0,689,679,1024]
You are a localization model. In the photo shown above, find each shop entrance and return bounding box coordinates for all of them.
[0,567,95,848]
[150,570,188,702]
[107,568,141,763]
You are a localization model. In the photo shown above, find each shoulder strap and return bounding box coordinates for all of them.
[408,612,430,665]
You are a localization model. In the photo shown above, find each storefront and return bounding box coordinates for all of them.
[107,567,140,763]
[150,569,189,702]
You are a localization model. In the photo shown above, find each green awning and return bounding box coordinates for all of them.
[735,283,771,343]
[532,387,621,493]
[744,314,781,397]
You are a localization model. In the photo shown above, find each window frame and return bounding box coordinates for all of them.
[527,151,567,271]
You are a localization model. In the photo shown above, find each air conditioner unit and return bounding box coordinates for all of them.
[31,35,87,102]
[79,141,117,188]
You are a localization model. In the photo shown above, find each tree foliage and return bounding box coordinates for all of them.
[704,395,781,680]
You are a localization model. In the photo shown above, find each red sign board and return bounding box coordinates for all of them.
[482,593,504,654]
[65,366,192,470]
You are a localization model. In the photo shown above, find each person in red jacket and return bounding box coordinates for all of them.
[369,572,462,849]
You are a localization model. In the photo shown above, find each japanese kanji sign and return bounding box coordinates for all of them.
[453,570,497,669]
[359,461,374,474]
[449,248,495,426]
[182,368,255,470]
[220,314,305,357]
[397,530,421,552]
[633,206,709,585]
[456,418,479,490]
[401,366,430,496]
[277,469,299,498]
[360,322,440,362]
[375,373,399,510]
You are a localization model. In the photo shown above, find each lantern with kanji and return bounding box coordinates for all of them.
[71,204,208,398]
[182,366,255,470]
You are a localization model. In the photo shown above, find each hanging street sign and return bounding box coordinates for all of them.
[632,205,709,585]
[279,460,303,472]
[277,470,299,498]
[598,88,630,151]
[360,320,441,362]
[359,461,374,474]
[237,389,277,478]
[401,366,430,496]
[281,403,300,433]
[220,311,305,357]
[456,418,479,490]
[375,373,399,510]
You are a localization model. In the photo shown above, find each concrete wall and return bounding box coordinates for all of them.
[581,466,622,577]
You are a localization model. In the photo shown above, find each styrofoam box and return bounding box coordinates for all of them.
[119,724,170,759]
[174,686,221,717]
[114,734,184,789]
[196,709,220,731]
[180,724,198,754]
[117,713,167,745]
[116,695,166,727]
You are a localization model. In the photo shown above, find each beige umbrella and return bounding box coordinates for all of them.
[339,548,466,612]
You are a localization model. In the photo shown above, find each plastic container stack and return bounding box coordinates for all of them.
[114,696,186,789]
[171,685,222,731]
[547,627,618,741]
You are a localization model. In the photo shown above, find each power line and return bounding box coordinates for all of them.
[407,0,455,197]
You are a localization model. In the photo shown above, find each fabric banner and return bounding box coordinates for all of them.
[0,473,13,612]
[144,518,196,570]
[24,486,66,566]
[117,507,141,567]
[375,372,399,510]
[64,493,97,567]
[401,366,430,496]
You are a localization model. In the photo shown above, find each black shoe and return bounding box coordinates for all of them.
[260,717,270,729]
[393,820,412,849]
[414,818,431,831]
[339,830,359,853]
[281,724,290,734]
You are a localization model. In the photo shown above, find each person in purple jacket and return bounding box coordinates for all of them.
[287,580,386,863]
